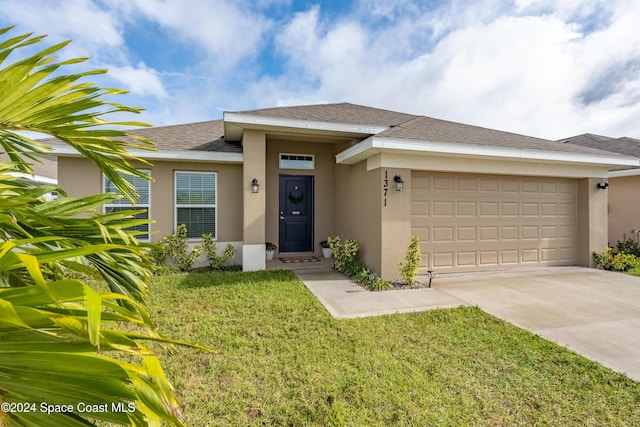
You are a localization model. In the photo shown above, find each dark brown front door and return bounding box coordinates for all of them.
[279,175,314,252]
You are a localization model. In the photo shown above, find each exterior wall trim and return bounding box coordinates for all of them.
[50,144,243,164]
[336,136,640,169]
[367,152,612,179]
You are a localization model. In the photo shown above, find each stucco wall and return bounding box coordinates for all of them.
[379,168,412,280]
[608,175,640,246]
[577,178,609,266]
[57,156,243,242]
[333,161,382,274]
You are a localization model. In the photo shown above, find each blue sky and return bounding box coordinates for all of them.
[1,0,640,139]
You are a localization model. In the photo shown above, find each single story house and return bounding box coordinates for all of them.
[53,103,639,279]
[560,133,640,247]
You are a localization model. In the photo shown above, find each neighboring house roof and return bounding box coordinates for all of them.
[0,151,57,184]
[560,133,640,175]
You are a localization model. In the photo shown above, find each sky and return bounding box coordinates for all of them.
[1,0,640,140]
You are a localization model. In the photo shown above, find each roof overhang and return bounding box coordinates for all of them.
[336,136,640,169]
[609,168,640,177]
[223,112,389,142]
[7,172,57,185]
[49,144,243,164]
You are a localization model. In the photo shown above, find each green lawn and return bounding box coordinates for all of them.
[148,270,640,426]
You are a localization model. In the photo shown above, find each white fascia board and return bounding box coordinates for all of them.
[336,136,640,168]
[335,136,376,163]
[50,144,243,163]
[223,112,389,138]
[8,172,57,185]
[609,168,640,177]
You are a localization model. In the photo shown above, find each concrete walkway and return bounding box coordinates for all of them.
[295,266,640,381]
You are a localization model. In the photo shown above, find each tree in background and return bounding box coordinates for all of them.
[0,26,190,426]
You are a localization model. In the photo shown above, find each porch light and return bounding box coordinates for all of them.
[394,175,404,191]
[251,178,260,193]
[597,182,609,190]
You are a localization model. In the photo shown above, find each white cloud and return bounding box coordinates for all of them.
[2,0,639,139]
[112,0,272,69]
[108,62,168,98]
[265,0,640,139]
[0,0,123,58]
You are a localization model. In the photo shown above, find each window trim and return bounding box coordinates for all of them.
[279,153,315,170]
[174,170,218,240]
[103,170,151,241]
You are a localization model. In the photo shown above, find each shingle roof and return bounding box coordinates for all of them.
[376,115,617,156]
[239,103,621,157]
[128,119,241,152]
[44,103,635,160]
[559,133,640,157]
[238,102,418,127]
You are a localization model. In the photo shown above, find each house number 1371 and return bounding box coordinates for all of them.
[383,171,389,206]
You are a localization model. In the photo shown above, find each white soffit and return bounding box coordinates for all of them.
[336,136,640,168]
[50,144,243,163]
[223,112,389,141]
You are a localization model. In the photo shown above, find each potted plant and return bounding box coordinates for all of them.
[320,240,332,258]
[266,242,277,261]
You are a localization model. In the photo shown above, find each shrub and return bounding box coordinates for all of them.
[612,252,639,272]
[399,236,422,286]
[328,236,359,272]
[202,234,237,270]
[616,238,640,257]
[592,247,614,270]
[328,237,392,291]
[153,224,201,271]
[592,247,640,272]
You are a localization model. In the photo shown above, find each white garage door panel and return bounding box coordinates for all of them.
[411,172,577,272]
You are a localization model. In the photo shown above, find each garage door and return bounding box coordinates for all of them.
[411,172,577,272]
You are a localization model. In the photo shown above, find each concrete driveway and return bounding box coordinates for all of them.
[432,267,640,382]
[297,266,640,381]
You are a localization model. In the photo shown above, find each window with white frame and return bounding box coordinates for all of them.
[279,153,314,169]
[175,171,217,239]
[103,170,150,240]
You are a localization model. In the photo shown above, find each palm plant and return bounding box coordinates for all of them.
[0,26,191,426]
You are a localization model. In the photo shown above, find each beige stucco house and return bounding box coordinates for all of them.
[560,133,640,247]
[53,103,639,279]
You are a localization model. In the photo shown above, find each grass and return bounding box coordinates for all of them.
[625,267,640,277]
[147,270,640,426]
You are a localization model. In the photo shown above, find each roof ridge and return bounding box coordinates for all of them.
[235,101,419,118]
[127,118,223,132]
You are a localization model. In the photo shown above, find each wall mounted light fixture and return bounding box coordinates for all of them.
[597,182,609,190]
[251,178,260,193]
[394,175,404,191]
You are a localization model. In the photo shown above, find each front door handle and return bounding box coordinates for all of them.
[279,211,285,220]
